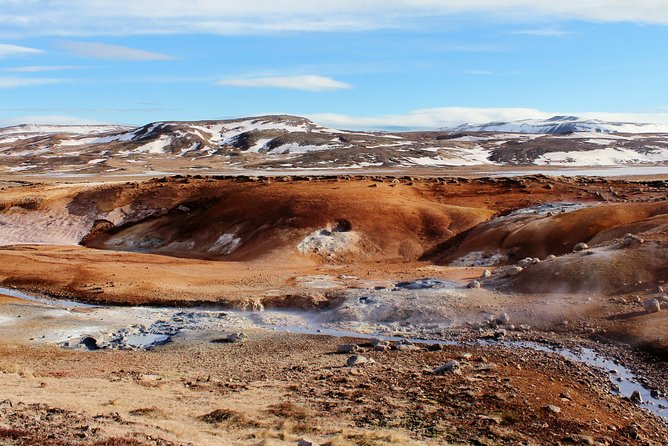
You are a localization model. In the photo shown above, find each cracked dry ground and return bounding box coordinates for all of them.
[0,331,665,446]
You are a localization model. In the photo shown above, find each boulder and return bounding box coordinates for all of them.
[466,280,481,289]
[496,312,510,325]
[433,360,460,374]
[517,257,540,268]
[642,299,661,314]
[622,233,644,248]
[224,332,248,343]
[346,355,373,367]
[572,242,589,252]
[337,344,359,354]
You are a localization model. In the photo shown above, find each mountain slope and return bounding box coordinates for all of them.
[1,114,667,176]
[448,115,668,134]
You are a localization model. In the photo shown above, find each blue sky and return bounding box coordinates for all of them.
[1,1,668,129]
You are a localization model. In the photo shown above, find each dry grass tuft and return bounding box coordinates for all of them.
[198,408,258,427]
[267,402,313,421]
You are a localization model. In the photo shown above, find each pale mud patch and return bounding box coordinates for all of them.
[208,233,241,255]
[450,250,507,267]
[297,221,359,259]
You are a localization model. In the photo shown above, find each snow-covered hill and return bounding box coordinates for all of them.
[1,114,667,175]
[448,116,668,134]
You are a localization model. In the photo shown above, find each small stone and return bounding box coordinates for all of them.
[346,355,373,367]
[433,360,460,374]
[622,233,644,248]
[573,242,589,252]
[224,332,248,343]
[369,338,385,347]
[517,257,535,268]
[496,312,510,325]
[467,280,481,289]
[545,254,557,260]
[337,344,359,354]
[428,343,443,351]
[80,337,99,351]
[494,329,506,339]
[481,269,492,279]
[630,390,643,403]
[505,266,523,276]
[642,299,660,314]
[297,439,317,446]
[621,423,641,440]
[545,404,561,414]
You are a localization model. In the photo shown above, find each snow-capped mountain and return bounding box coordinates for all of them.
[1,114,667,176]
[448,116,668,134]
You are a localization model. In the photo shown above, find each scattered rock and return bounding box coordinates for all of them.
[494,329,507,339]
[621,424,642,440]
[297,439,318,446]
[467,280,481,289]
[481,269,492,279]
[505,266,524,276]
[622,233,644,248]
[217,333,248,343]
[630,390,643,404]
[517,257,540,268]
[80,337,99,351]
[346,355,373,367]
[545,254,557,260]
[336,344,359,354]
[545,404,561,414]
[496,313,510,325]
[642,299,660,314]
[433,360,460,374]
[572,242,589,252]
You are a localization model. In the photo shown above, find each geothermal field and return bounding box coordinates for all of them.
[0,161,667,445]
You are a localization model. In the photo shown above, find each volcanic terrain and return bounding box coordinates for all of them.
[0,173,667,445]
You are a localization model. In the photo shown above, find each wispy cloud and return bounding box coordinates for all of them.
[0,115,109,127]
[308,107,668,130]
[0,43,42,58]
[217,75,352,92]
[59,41,173,61]
[2,65,90,72]
[0,77,64,88]
[509,28,571,36]
[2,1,668,37]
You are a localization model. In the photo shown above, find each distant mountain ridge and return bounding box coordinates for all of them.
[1,114,667,175]
[446,115,668,134]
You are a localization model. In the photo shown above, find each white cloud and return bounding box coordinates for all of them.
[2,65,89,72]
[59,41,173,60]
[509,28,571,36]
[0,77,64,88]
[217,75,352,92]
[308,107,668,130]
[1,1,668,36]
[0,43,42,58]
[0,115,108,126]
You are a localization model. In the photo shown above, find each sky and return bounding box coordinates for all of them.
[1,1,668,130]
